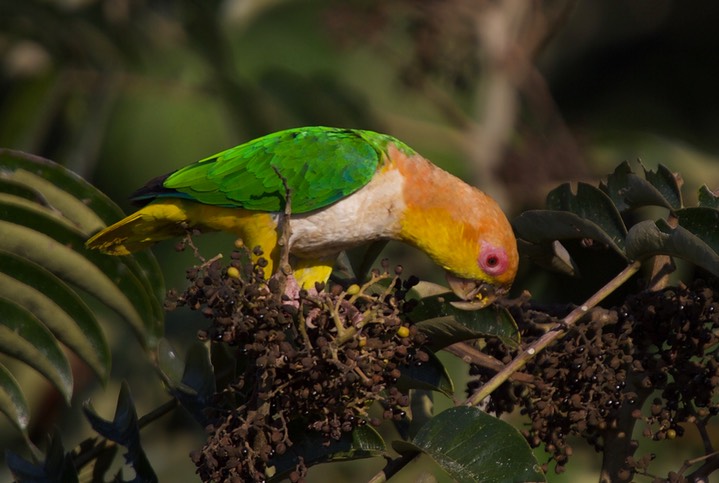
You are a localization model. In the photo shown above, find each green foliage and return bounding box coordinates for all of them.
[410,294,520,350]
[394,406,545,483]
[5,430,78,483]
[0,150,163,439]
[83,382,158,483]
[514,161,719,278]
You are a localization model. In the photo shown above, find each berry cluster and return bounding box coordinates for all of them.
[469,279,719,478]
[166,248,427,482]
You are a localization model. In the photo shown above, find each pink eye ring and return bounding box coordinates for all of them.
[479,243,509,276]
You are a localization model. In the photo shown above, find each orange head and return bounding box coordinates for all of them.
[391,145,519,308]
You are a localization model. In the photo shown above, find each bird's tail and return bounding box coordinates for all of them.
[85,201,192,255]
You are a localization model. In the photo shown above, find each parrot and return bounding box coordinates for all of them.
[86,126,518,308]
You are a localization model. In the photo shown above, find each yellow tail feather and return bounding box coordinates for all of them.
[85,201,194,255]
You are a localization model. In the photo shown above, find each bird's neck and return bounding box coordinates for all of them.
[387,145,482,272]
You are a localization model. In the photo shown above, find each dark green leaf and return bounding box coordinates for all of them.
[0,150,165,343]
[0,149,126,226]
[0,362,30,434]
[343,240,390,282]
[405,281,454,300]
[512,210,627,259]
[0,297,73,403]
[268,424,387,481]
[92,443,120,483]
[517,239,579,277]
[0,177,47,204]
[5,450,48,482]
[393,406,545,483]
[407,390,434,440]
[675,207,719,255]
[626,220,719,276]
[5,169,106,233]
[83,381,158,483]
[157,339,186,390]
[182,342,216,400]
[600,161,673,212]
[396,350,454,397]
[0,216,156,347]
[0,250,110,382]
[546,182,627,249]
[698,186,719,209]
[642,163,682,210]
[410,295,519,349]
[6,429,79,483]
[158,339,215,420]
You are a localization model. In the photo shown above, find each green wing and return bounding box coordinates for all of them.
[152,127,401,214]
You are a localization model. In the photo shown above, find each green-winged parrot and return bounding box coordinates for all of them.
[86,126,518,307]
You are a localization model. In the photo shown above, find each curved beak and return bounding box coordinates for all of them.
[445,273,505,310]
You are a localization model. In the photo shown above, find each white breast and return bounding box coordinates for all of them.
[286,169,406,258]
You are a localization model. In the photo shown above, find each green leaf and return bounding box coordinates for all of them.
[0,150,166,432]
[0,362,30,434]
[393,406,545,483]
[626,219,719,277]
[0,219,151,345]
[0,177,47,204]
[157,339,186,390]
[512,210,627,259]
[4,169,106,233]
[268,424,387,481]
[181,342,216,399]
[546,182,627,250]
[698,185,719,209]
[343,240,389,282]
[517,239,579,277]
[396,350,454,397]
[0,297,73,403]
[600,161,673,212]
[158,340,216,425]
[407,390,434,440]
[642,163,682,210]
[0,193,162,342]
[675,207,719,255]
[0,149,165,342]
[406,281,454,300]
[410,295,520,349]
[6,429,79,483]
[0,149,126,226]
[83,381,158,482]
[0,250,110,382]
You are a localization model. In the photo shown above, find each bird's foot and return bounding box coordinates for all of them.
[273,272,320,307]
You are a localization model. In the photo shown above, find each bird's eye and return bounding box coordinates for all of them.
[479,244,508,276]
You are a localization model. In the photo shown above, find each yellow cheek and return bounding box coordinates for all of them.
[400,206,482,279]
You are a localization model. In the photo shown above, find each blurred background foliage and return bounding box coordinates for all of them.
[1,0,719,481]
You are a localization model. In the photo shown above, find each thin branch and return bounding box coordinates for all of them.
[696,416,716,454]
[444,342,535,384]
[684,450,719,482]
[367,452,420,483]
[466,261,642,407]
[271,165,293,283]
